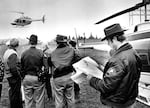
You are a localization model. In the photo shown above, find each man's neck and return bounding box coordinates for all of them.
[9,47,16,51]
[117,41,127,50]
[30,45,36,48]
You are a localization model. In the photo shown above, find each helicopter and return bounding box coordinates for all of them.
[11,12,45,27]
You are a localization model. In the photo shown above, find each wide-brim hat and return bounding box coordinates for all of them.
[55,34,68,43]
[6,38,19,47]
[27,34,38,45]
[101,23,127,41]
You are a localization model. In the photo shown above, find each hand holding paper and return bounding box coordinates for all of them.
[71,69,87,84]
[71,56,103,83]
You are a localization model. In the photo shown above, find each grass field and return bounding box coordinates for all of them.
[0,78,150,108]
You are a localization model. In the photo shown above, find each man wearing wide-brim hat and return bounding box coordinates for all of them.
[101,23,127,41]
[87,23,142,108]
[21,34,49,108]
[3,38,23,108]
[48,34,81,108]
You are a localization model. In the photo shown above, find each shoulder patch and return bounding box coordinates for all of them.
[106,67,116,76]
[123,59,128,66]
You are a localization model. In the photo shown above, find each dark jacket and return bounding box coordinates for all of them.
[21,46,48,77]
[0,58,4,82]
[48,43,80,78]
[90,43,142,107]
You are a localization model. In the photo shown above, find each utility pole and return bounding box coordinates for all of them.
[83,32,85,43]
[74,28,79,47]
[145,4,148,21]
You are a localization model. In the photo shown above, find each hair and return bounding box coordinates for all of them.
[107,32,126,42]
[29,34,38,45]
[9,38,19,48]
[9,43,19,48]
[13,43,19,47]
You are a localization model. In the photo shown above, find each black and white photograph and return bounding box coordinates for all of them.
[0,0,150,108]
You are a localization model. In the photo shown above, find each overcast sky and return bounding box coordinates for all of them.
[0,0,142,42]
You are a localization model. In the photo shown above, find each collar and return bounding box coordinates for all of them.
[30,45,36,48]
[9,47,17,51]
[114,42,133,55]
[117,41,128,50]
[57,43,68,48]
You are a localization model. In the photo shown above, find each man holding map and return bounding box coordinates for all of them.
[87,23,142,108]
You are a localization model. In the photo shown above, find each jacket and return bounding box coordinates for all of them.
[90,43,142,107]
[21,46,48,77]
[48,43,80,78]
[0,58,4,81]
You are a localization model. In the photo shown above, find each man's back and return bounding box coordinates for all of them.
[51,46,75,68]
[21,46,44,75]
[21,34,46,108]
[49,34,76,108]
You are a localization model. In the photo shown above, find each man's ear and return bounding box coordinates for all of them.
[113,36,117,41]
[112,36,118,43]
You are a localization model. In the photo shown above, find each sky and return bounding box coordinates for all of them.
[0,0,143,42]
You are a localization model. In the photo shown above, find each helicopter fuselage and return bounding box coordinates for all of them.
[11,16,32,26]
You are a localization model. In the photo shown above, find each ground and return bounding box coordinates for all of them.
[0,78,150,108]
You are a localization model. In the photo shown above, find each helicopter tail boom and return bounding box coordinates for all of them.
[32,15,45,23]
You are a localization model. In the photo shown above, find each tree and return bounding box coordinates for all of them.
[89,33,94,39]
[72,36,75,40]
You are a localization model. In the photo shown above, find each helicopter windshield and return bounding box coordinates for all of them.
[15,19,22,23]
[14,18,28,24]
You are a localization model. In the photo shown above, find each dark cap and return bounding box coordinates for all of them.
[55,34,68,43]
[29,34,38,45]
[101,23,126,41]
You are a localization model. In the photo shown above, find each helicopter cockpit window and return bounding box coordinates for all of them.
[16,19,21,23]
[134,26,138,32]
[23,20,25,23]
[141,54,149,65]
[139,53,150,72]
[15,19,19,23]
[136,48,150,72]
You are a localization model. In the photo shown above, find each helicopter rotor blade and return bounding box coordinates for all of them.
[95,1,150,24]
[10,11,24,15]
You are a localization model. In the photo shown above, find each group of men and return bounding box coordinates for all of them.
[0,23,142,108]
[2,34,81,108]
